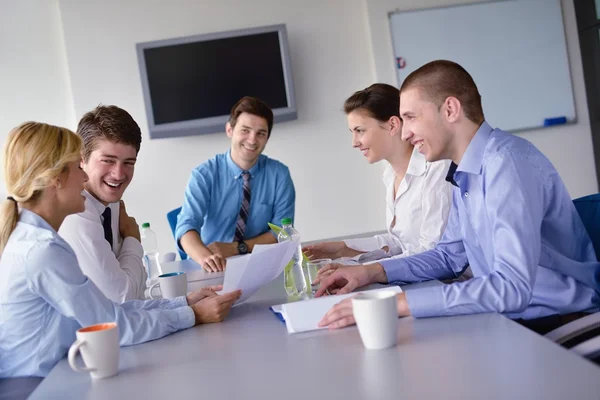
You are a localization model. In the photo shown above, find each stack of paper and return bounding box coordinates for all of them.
[221,240,299,305]
[270,286,403,334]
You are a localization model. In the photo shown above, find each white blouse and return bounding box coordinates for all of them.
[344,147,453,261]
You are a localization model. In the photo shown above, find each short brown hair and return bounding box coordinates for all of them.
[229,96,274,137]
[344,83,399,122]
[77,105,142,162]
[400,60,484,125]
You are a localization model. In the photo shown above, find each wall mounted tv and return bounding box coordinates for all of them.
[136,24,297,139]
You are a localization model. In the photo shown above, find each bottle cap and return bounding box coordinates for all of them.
[142,222,150,229]
[281,218,292,225]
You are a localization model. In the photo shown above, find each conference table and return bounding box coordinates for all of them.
[31,259,600,399]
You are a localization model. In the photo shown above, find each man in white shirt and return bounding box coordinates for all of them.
[60,105,146,303]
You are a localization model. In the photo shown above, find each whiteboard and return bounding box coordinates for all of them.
[389,0,576,132]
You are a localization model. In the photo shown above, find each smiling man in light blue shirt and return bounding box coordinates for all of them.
[176,97,295,272]
[316,60,600,332]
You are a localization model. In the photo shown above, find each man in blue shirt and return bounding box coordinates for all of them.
[315,60,600,332]
[176,97,296,272]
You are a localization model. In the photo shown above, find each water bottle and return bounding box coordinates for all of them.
[140,222,162,286]
[277,218,307,296]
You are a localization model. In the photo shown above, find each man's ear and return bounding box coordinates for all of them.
[444,96,462,123]
[225,122,233,138]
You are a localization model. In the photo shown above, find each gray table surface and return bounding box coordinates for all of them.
[31,269,600,399]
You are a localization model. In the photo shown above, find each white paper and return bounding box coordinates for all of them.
[272,286,403,334]
[221,240,298,305]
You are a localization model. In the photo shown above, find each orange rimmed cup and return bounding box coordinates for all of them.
[68,322,119,379]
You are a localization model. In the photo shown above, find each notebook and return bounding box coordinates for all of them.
[270,286,402,334]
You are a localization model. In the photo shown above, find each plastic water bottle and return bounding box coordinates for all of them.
[277,218,307,296]
[140,222,162,286]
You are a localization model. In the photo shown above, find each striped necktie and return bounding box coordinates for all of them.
[234,172,251,242]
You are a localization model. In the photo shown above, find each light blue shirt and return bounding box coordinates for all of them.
[176,150,295,251]
[0,209,195,378]
[381,121,600,320]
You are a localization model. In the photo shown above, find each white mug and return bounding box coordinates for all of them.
[352,290,399,350]
[149,272,187,299]
[68,322,119,379]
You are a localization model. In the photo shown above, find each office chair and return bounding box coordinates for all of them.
[166,207,187,260]
[545,193,600,364]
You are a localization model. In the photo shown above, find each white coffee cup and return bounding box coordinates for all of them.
[352,290,399,350]
[68,322,119,379]
[149,272,187,299]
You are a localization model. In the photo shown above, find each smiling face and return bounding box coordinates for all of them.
[399,88,453,162]
[347,110,398,164]
[82,139,137,205]
[56,159,89,215]
[226,112,269,170]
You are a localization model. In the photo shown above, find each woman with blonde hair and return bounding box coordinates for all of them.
[0,122,241,378]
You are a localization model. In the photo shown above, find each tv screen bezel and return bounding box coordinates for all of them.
[136,24,297,139]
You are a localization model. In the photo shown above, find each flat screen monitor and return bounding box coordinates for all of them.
[136,24,297,139]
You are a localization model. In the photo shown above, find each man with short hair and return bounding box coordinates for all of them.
[176,96,296,272]
[60,105,147,303]
[316,60,600,333]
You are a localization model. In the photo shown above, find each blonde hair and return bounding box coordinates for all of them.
[0,122,82,254]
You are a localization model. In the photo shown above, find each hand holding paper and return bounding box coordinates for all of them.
[270,286,402,334]
[221,240,299,305]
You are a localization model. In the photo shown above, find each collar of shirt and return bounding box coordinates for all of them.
[382,146,427,186]
[83,190,116,215]
[445,121,493,186]
[19,208,56,233]
[225,149,263,180]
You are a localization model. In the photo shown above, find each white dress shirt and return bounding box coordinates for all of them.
[344,147,453,260]
[59,191,147,303]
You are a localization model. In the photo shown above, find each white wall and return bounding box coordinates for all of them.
[1,0,597,258]
[365,0,599,197]
[57,0,385,256]
[0,0,76,194]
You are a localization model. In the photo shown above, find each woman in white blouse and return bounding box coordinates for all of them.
[304,83,452,262]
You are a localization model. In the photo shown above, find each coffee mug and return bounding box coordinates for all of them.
[149,271,187,299]
[352,290,398,350]
[68,322,119,379]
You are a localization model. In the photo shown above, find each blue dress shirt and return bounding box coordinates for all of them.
[0,209,194,378]
[381,122,600,320]
[175,150,295,251]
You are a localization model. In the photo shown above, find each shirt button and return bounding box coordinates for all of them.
[464,192,469,197]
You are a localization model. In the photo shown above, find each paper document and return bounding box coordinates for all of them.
[221,240,299,305]
[270,286,403,334]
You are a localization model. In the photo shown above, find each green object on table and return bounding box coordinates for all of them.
[268,223,309,263]
[269,222,310,294]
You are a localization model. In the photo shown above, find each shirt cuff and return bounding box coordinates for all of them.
[170,296,189,309]
[380,257,413,282]
[344,237,380,252]
[405,286,445,318]
[172,306,195,329]
[122,236,144,257]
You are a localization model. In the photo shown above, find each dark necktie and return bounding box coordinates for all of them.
[102,207,113,249]
[234,172,251,242]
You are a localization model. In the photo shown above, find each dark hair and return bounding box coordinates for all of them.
[344,83,400,122]
[343,83,400,122]
[229,96,274,137]
[400,60,484,124]
[77,105,142,162]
